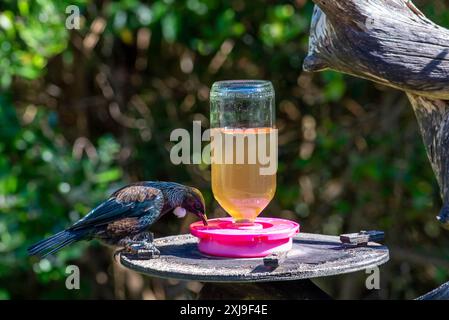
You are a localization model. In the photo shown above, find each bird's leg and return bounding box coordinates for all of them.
[131,231,154,243]
[118,232,160,260]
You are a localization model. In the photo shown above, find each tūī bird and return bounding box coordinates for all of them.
[28,181,207,259]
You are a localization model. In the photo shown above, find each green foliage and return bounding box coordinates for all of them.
[259,4,308,47]
[0,94,122,297]
[0,0,84,88]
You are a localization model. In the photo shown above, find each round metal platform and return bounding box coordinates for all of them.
[120,232,389,283]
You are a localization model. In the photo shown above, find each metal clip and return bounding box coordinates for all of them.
[263,251,287,267]
[339,230,384,246]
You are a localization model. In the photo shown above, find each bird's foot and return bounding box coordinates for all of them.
[123,241,160,260]
[119,233,160,260]
[131,231,154,243]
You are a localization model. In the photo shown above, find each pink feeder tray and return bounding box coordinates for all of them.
[190,217,300,258]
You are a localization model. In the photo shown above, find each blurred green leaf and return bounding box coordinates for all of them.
[161,12,179,43]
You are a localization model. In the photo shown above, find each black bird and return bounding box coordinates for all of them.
[28,181,207,259]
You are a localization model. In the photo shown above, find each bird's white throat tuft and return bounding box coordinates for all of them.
[173,207,187,218]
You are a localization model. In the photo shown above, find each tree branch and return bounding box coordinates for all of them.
[304,0,449,100]
[304,0,449,222]
[303,0,449,299]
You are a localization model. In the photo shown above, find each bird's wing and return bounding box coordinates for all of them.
[69,185,164,230]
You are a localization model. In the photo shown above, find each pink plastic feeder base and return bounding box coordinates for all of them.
[190,217,300,258]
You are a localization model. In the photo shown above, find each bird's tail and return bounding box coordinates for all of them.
[27,230,84,258]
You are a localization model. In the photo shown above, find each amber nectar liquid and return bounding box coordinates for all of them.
[211,127,277,223]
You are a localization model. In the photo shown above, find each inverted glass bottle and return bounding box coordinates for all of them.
[210,80,277,224]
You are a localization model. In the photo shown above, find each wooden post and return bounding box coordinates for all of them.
[303,0,449,299]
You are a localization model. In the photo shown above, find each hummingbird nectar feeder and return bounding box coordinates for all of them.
[190,217,299,258]
[121,83,387,290]
[190,80,299,258]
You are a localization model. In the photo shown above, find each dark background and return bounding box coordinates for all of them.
[0,0,448,299]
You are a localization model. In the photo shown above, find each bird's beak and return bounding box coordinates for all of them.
[188,210,208,226]
[200,213,208,226]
